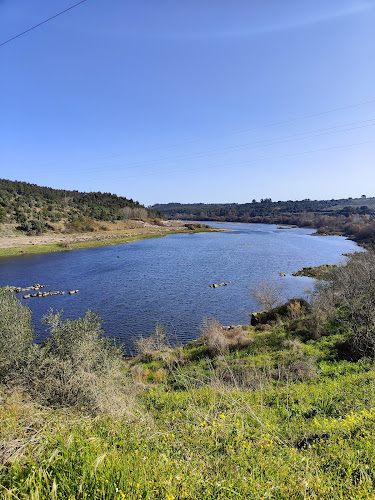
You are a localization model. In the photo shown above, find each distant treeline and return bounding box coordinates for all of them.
[0,179,162,231]
[152,197,375,245]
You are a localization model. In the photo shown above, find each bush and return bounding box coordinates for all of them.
[17,219,46,235]
[316,251,375,357]
[250,281,284,311]
[28,310,127,414]
[0,289,35,384]
[64,217,97,233]
[201,319,229,356]
[133,324,170,361]
[0,291,129,415]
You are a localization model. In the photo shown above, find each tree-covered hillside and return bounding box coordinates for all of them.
[0,178,161,230]
[152,196,375,220]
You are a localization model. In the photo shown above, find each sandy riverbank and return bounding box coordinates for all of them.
[0,220,213,257]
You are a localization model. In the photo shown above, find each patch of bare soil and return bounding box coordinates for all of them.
[0,221,189,250]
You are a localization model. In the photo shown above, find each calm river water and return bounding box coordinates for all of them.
[0,222,362,349]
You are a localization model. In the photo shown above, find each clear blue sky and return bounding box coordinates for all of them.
[1,0,374,205]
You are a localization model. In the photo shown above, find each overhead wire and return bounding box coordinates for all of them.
[65,99,375,166]
[121,98,375,156]
[17,137,375,185]
[1,3,373,193]
[106,139,375,181]
[49,117,375,175]
[0,0,88,48]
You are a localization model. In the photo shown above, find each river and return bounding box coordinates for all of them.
[0,222,362,349]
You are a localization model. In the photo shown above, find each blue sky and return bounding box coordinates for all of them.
[1,0,374,205]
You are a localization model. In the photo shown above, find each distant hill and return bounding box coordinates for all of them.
[152,196,375,245]
[152,196,375,221]
[0,179,161,231]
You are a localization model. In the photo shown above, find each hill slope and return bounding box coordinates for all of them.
[0,178,161,230]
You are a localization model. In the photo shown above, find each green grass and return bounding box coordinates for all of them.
[2,315,375,499]
[2,277,375,499]
[292,264,336,279]
[2,364,375,498]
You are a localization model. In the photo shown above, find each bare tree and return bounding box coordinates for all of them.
[250,281,284,311]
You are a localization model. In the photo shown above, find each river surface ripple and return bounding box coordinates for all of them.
[0,222,362,349]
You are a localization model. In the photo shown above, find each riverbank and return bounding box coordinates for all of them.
[0,221,215,258]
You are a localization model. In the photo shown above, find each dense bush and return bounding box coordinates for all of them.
[0,290,128,414]
[316,251,375,357]
[0,289,35,384]
[17,219,46,234]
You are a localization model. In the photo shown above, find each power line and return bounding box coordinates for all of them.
[97,139,375,181]
[48,118,375,175]
[0,0,88,48]
[57,98,375,166]
[17,139,375,184]
[104,119,375,172]
[128,98,375,155]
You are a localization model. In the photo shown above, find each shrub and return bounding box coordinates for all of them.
[133,324,170,360]
[17,219,46,235]
[26,310,128,414]
[201,319,229,356]
[287,358,317,380]
[0,292,129,415]
[225,326,252,350]
[316,251,375,357]
[0,289,35,384]
[64,217,97,233]
[250,281,284,311]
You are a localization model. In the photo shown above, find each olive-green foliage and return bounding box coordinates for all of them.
[0,178,161,227]
[316,250,375,357]
[0,205,6,222]
[26,311,127,413]
[0,288,35,382]
[0,291,127,414]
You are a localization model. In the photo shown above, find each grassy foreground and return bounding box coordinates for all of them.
[2,363,375,500]
[2,319,375,498]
